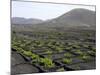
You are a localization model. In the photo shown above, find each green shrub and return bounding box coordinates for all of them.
[55,47,63,52]
[65,47,72,50]
[39,58,55,68]
[88,51,95,56]
[64,53,72,57]
[75,50,83,55]
[31,54,40,63]
[31,54,39,59]
[79,54,91,61]
[62,58,72,64]
[23,51,32,57]
[45,50,52,54]
[83,44,89,48]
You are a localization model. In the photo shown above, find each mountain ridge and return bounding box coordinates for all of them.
[12,17,43,25]
[12,8,96,31]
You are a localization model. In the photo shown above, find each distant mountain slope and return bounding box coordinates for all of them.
[56,8,96,26]
[12,17,43,25]
[37,8,96,28]
[12,8,96,32]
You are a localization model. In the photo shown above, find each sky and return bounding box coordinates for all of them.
[12,1,95,20]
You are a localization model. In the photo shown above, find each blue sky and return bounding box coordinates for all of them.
[12,1,95,20]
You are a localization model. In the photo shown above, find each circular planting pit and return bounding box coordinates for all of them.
[42,53,65,60]
[55,57,84,67]
[34,63,66,72]
[65,61,96,70]
[11,63,39,75]
[11,51,27,66]
[32,49,47,53]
